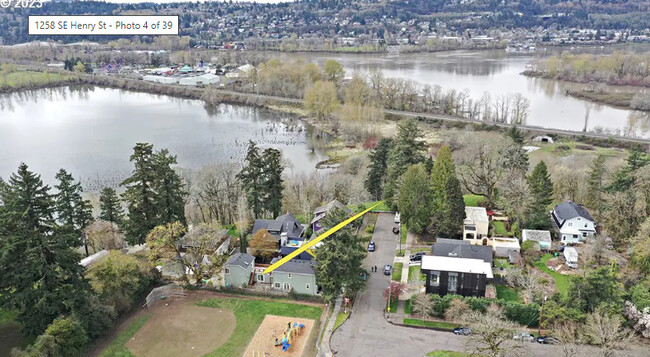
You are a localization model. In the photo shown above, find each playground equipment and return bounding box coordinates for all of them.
[273,321,305,352]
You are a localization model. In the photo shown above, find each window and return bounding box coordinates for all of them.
[430,271,440,287]
[283,283,290,290]
[274,282,281,288]
[306,283,310,290]
[573,234,579,238]
[288,273,292,278]
[256,274,264,282]
[449,273,458,293]
[568,222,573,227]
[225,268,230,274]
[584,223,588,228]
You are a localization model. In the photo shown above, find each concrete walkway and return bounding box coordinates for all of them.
[318,295,342,357]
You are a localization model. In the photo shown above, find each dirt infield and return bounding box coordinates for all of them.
[243,315,315,357]
[126,299,236,357]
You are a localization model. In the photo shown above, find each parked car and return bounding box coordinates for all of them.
[368,241,376,252]
[392,226,400,234]
[513,332,535,342]
[537,336,557,344]
[453,327,471,335]
[394,212,401,224]
[383,264,392,275]
[410,252,426,261]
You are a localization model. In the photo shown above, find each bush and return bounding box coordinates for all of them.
[13,317,88,357]
[365,224,375,233]
[501,300,539,327]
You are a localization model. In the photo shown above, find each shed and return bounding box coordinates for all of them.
[178,73,221,86]
[143,75,178,84]
[491,237,521,258]
[521,229,552,250]
[224,253,255,287]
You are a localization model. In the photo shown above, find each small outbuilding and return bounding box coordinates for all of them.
[521,229,552,250]
[224,253,255,287]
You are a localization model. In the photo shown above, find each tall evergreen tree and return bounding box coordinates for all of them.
[430,146,456,213]
[99,187,124,225]
[121,143,158,245]
[526,161,553,229]
[153,149,187,225]
[314,208,366,302]
[364,138,392,200]
[608,145,649,192]
[397,164,432,234]
[438,176,466,238]
[0,164,90,336]
[238,141,265,218]
[54,169,93,255]
[424,156,434,175]
[585,155,606,213]
[261,148,284,218]
[384,120,426,208]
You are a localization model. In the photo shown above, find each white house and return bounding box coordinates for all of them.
[463,207,489,244]
[491,237,521,258]
[521,229,552,250]
[551,201,596,244]
[564,247,579,268]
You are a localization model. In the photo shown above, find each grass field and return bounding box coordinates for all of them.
[534,254,570,297]
[0,70,79,91]
[197,297,323,357]
[463,195,485,207]
[404,298,412,315]
[495,285,520,302]
[400,225,407,244]
[392,263,403,281]
[347,201,391,212]
[403,318,456,330]
[408,265,421,283]
[98,315,150,357]
[492,221,508,236]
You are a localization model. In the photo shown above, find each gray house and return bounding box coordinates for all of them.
[269,258,319,296]
[252,213,305,243]
[432,238,493,266]
[224,253,255,287]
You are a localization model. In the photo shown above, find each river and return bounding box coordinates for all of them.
[0,86,328,191]
[286,49,650,138]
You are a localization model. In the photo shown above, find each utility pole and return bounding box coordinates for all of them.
[538,294,548,336]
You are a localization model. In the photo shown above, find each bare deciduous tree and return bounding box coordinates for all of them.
[411,293,435,319]
[84,220,126,252]
[461,307,527,357]
[582,308,633,357]
[552,322,586,357]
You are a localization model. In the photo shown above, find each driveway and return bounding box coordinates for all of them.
[330,213,560,357]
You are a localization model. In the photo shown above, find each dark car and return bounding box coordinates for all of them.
[537,336,557,344]
[368,241,376,252]
[392,226,400,234]
[513,332,535,343]
[410,252,426,261]
[383,264,392,275]
[453,327,471,335]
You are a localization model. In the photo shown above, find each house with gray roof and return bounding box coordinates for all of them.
[551,201,596,244]
[311,200,351,234]
[252,213,305,245]
[224,253,255,287]
[269,258,319,295]
[432,238,493,266]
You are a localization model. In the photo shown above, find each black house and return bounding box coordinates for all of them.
[421,255,493,298]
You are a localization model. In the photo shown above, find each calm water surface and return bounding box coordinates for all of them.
[290,49,649,138]
[0,86,327,190]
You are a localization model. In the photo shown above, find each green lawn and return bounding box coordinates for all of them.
[400,225,407,244]
[495,285,520,302]
[197,297,323,357]
[347,201,391,212]
[392,262,403,281]
[492,221,508,236]
[463,194,485,207]
[403,318,456,330]
[333,311,349,331]
[408,265,421,283]
[427,351,479,357]
[534,254,570,297]
[404,298,413,315]
[494,259,513,270]
[389,298,398,313]
[410,247,431,253]
[0,70,78,91]
[395,250,405,257]
[98,315,150,357]
[0,309,18,324]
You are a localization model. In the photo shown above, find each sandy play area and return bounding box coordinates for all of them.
[126,299,236,357]
[243,315,315,357]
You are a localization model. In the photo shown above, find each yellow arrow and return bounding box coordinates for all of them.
[305,249,316,258]
[262,202,382,275]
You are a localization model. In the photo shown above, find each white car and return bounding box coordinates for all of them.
[394,212,401,224]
